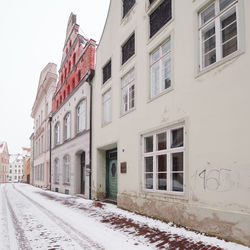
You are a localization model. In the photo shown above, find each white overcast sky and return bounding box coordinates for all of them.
[0,0,110,154]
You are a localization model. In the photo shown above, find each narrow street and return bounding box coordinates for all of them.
[0,183,248,250]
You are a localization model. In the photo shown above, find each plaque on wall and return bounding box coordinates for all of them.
[120,162,127,174]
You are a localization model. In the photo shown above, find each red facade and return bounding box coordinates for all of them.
[52,14,96,113]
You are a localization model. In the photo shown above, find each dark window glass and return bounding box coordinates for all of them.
[103,60,111,84]
[122,33,135,65]
[171,128,184,148]
[150,0,172,38]
[149,0,156,4]
[145,136,153,153]
[123,0,135,18]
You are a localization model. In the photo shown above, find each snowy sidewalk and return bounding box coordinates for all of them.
[0,183,249,250]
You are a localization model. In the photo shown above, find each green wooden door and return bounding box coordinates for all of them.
[107,158,117,199]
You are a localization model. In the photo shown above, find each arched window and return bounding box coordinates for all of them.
[60,95,62,104]
[77,100,86,133]
[55,122,60,145]
[64,113,71,140]
[67,84,70,95]
[73,53,76,65]
[63,90,66,100]
[72,78,75,89]
[63,155,70,184]
[54,158,59,183]
[69,61,71,71]
[78,70,81,82]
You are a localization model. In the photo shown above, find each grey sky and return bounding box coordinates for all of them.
[0,0,110,154]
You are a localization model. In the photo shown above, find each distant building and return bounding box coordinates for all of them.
[9,154,24,183]
[29,133,34,185]
[51,13,96,196]
[23,147,31,184]
[31,63,57,188]
[0,141,9,183]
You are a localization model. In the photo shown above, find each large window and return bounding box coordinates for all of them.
[150,39,171,98]
[103,60,111,84]
[199,0,238,69]
[123,0,135,18]
[63,155,70,184]
[102,89,112,125]
[143,125,184,193]
[122,33,135,65]
[77,100,86,133]
[122,69,135,114]
[54,159,59,184]
[55,123,60,146]
[149,0,172,38]
[64,113,71,140]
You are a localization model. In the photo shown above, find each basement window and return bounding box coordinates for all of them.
[149,0,172,38]
[122,33,135,65]
[103,60,111,84]
[123,0,135,18]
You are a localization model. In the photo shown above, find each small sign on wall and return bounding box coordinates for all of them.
[120,162,127,174]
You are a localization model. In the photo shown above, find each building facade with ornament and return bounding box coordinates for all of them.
[51,13,96,197]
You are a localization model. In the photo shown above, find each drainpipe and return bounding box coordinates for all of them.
[49,115,52,190]
[87,69,95,200]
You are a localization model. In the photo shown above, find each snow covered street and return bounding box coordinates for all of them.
[0,183,249,250]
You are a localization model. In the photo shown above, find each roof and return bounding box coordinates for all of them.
[0,141,7,154]
[9,154,23,164]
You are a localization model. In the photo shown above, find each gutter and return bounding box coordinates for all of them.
[86,69,95,200]
[49,115,52,190]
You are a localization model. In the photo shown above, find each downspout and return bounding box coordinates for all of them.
[49,115,52,190]
[87,69,95,200]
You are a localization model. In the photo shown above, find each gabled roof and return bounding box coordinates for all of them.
[9,154,23,164]
[0,141,8,154]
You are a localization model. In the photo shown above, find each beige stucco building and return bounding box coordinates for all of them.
[9,154,24,183]
[31,63,57,188]
[92,0,250,245]
[0,141,9,183]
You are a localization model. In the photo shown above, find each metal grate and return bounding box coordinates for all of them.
[150,0,172,38]
[123,0,135,17]
[103,60,111,84]
[122,33,135,65]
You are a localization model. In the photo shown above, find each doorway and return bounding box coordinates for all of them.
[106,149,117,200]
[80,152,85,194]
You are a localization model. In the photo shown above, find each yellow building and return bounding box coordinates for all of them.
[0,141,9,183]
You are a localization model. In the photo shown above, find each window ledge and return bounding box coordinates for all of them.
[120,107,136,118]
[120,54,136,71]
[102,77,112,89]
[102,121,112,128]
[147,86,174,104]
[196,50,244,78]
[142,189,188,201]
[63,183,70,186]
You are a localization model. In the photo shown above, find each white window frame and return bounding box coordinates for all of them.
[54,158,59,184]
[77,100,86,133]
[63,155,70,184]
[199,0,239,70]
[55,122,60,146]
[121,69,135,114]
[150,39,171,99]
[102,89,112,125]
[64,113,71,140]
[142,124,185,194]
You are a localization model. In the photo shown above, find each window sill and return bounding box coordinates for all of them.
[63,183,70,186]
[120,54,136,72]
[120,107,136,118]
[196,50,244,78]
[147,86,174,104]
[101,77,112,89]
[102,121,112,128]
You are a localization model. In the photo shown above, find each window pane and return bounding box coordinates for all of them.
[122,33,135,65]
[103,60,111,84]
[204,36,216,54]
[222,21,237,43]
[201,4,215,25]
[172,173,183,192]
[157,173,167,190]
[145,136,153,153]
[204,49,216,67]
[152,49,160,64]
[145,157,153,172]
[162,40,171,55]
[123,0,135,17]
[220,0,235,11]
[151,61,160,97]
[157,154,167,172]
[157,133,166,150]
[221,9,236,29]
[172,152,183,171]
[129,84,135,109]
[171,128,184,148]
[223,37,237,57]
[162,54,171,90]
[145,173,153,189]
[150,0,172,38]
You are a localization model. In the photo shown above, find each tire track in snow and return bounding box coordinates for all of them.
[13,185,104,250]
[3,186,32,250]
[0,185,11,250]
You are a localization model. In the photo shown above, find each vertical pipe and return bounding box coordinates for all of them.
[49,115,52,190]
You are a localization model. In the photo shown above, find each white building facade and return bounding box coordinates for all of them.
[9,154,24,183]
[31,63,57,188]
[92,0,250,246]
